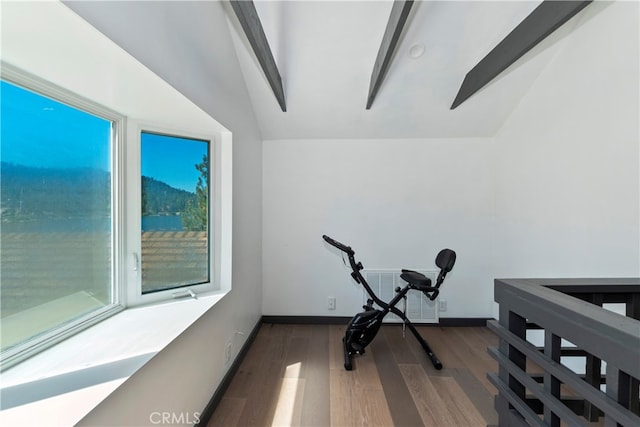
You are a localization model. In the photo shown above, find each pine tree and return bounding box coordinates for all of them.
[182,154,208,231]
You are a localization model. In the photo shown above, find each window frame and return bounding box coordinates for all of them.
[125,121,219,307]
[0,63,126,371]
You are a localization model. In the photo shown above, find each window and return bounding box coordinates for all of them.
[0,64,226,371]
[140,131,210,294]
[0,75,123,369]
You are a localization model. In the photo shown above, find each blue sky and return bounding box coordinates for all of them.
[141,132,208,193]
[1,80,111,171]
[1,80,207,193]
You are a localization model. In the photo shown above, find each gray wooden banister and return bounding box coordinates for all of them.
[490,278,640,426]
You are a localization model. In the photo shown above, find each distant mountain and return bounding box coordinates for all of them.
[141,176,195,216]
[1,162,194,221]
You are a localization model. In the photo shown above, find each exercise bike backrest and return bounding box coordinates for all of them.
[432,248,456,299]
[399,248,456,301]
[436,248,456,283]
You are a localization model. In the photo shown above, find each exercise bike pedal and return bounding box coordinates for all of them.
[350,341,364,354]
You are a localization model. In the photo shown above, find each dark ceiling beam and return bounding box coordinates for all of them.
[366,0,414,110]
[230,0,286,112]
[451,0,592,110]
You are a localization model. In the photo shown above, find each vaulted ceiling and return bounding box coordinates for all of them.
[67,0,596,141]
[227,0,592,140]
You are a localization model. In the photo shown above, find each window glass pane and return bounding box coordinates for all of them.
[0,80,113,352]
[140,132,209,294]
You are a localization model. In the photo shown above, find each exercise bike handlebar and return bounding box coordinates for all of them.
[323,235,388,307]
[322,235,354,256]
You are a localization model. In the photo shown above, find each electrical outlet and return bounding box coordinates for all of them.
[328,297,336,310]
[439,299,447,312]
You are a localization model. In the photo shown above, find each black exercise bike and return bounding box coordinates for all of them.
[322,235,456,371]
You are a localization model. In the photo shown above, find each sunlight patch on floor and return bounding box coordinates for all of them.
[271,362,304,426]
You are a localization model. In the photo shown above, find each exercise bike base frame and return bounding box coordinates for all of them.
[343,285,442,371]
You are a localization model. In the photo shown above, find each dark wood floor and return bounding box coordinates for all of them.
[208,323,499,427]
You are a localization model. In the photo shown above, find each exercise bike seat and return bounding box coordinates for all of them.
[400,269,433,291]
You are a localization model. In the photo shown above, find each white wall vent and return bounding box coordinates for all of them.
[362,269,439,323]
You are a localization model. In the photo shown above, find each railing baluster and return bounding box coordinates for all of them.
[585,292,604,422]
[584,353,602,421]
[508,310,527,405]
[496,303,512,426]
[544,330,561,426]
[604,365,621,427]
[626,293,640,416]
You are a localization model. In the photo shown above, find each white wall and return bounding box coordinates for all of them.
[263,138,496,318]
[493,0,639,281]
[262,1,639,321]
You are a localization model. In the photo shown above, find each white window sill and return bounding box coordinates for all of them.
[0,290,228,426]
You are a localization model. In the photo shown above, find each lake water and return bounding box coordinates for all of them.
[141,215,183,231]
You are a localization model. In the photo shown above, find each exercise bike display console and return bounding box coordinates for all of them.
[322,235,456,371]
